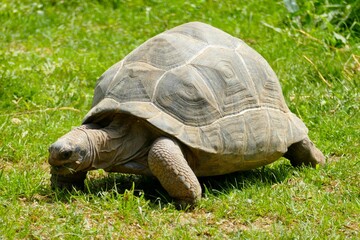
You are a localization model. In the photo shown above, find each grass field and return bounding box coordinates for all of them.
[0,0,359,239]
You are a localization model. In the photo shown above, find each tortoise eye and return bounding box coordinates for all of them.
[60,150,72,160]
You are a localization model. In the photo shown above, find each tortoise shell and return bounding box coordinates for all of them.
[83,22,307,159]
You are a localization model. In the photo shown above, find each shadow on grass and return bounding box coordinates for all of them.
[199,162,294,196]
[51,161,295,207]
[46,160,297,207]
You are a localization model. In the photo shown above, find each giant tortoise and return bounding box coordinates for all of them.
[48,22,325,205]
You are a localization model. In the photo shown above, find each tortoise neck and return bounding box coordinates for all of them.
[85,117,152,170]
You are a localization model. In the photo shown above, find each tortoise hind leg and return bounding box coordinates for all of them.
[284,137,325,167]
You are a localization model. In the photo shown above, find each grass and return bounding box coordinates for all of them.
[0,0,359,238]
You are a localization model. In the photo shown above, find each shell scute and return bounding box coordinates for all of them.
[154,65,221,126]
[125,31,207,70]
[191,46,259,115]
[107,62,165,103]
[168,21,239,48]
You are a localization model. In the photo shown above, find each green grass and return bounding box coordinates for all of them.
[0,0,359,238]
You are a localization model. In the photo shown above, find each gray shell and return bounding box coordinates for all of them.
[83,22,307,158]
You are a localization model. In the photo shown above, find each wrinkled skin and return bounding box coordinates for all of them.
[48,115,203,205]
[49,123,111,190]
[49,124,98,175]
[49,116,154,176]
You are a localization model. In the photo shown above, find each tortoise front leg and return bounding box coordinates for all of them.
[284,137,325,167]
[50,171,87,190]
[148,137,201,206]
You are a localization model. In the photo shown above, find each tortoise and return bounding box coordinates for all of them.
[48,22,325,205]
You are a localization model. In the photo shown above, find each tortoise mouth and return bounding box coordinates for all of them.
[50,162,80,175]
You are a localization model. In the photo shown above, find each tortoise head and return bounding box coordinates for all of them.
[48,124,99,175]
[48,115,153,176]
